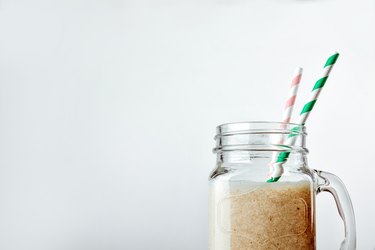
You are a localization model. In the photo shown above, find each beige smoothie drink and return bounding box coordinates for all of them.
[209,181,315,250]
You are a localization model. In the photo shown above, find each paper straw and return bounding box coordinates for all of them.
[267,67,303,178]
[267,52,340,182]
[281,67,303,124]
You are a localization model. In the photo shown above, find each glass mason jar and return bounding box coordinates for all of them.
[209,122,356,250]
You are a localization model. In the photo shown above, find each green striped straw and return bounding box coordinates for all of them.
[267,52,340,182]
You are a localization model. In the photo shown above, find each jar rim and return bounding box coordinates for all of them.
[216,121,307,138]
[214,121,308,153]
[217,120,303,127]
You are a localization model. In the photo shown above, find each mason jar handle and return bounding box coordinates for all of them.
[314,170,356,250]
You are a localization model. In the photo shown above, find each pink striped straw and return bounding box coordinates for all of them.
[268,67,303,177]
[281,67,303,126]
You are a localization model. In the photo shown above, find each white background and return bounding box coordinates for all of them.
[0,0,374,249]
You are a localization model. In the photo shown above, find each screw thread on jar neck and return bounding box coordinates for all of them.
[213,121,308,169]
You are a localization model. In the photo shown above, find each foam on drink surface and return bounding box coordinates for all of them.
[209,181,315,250]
